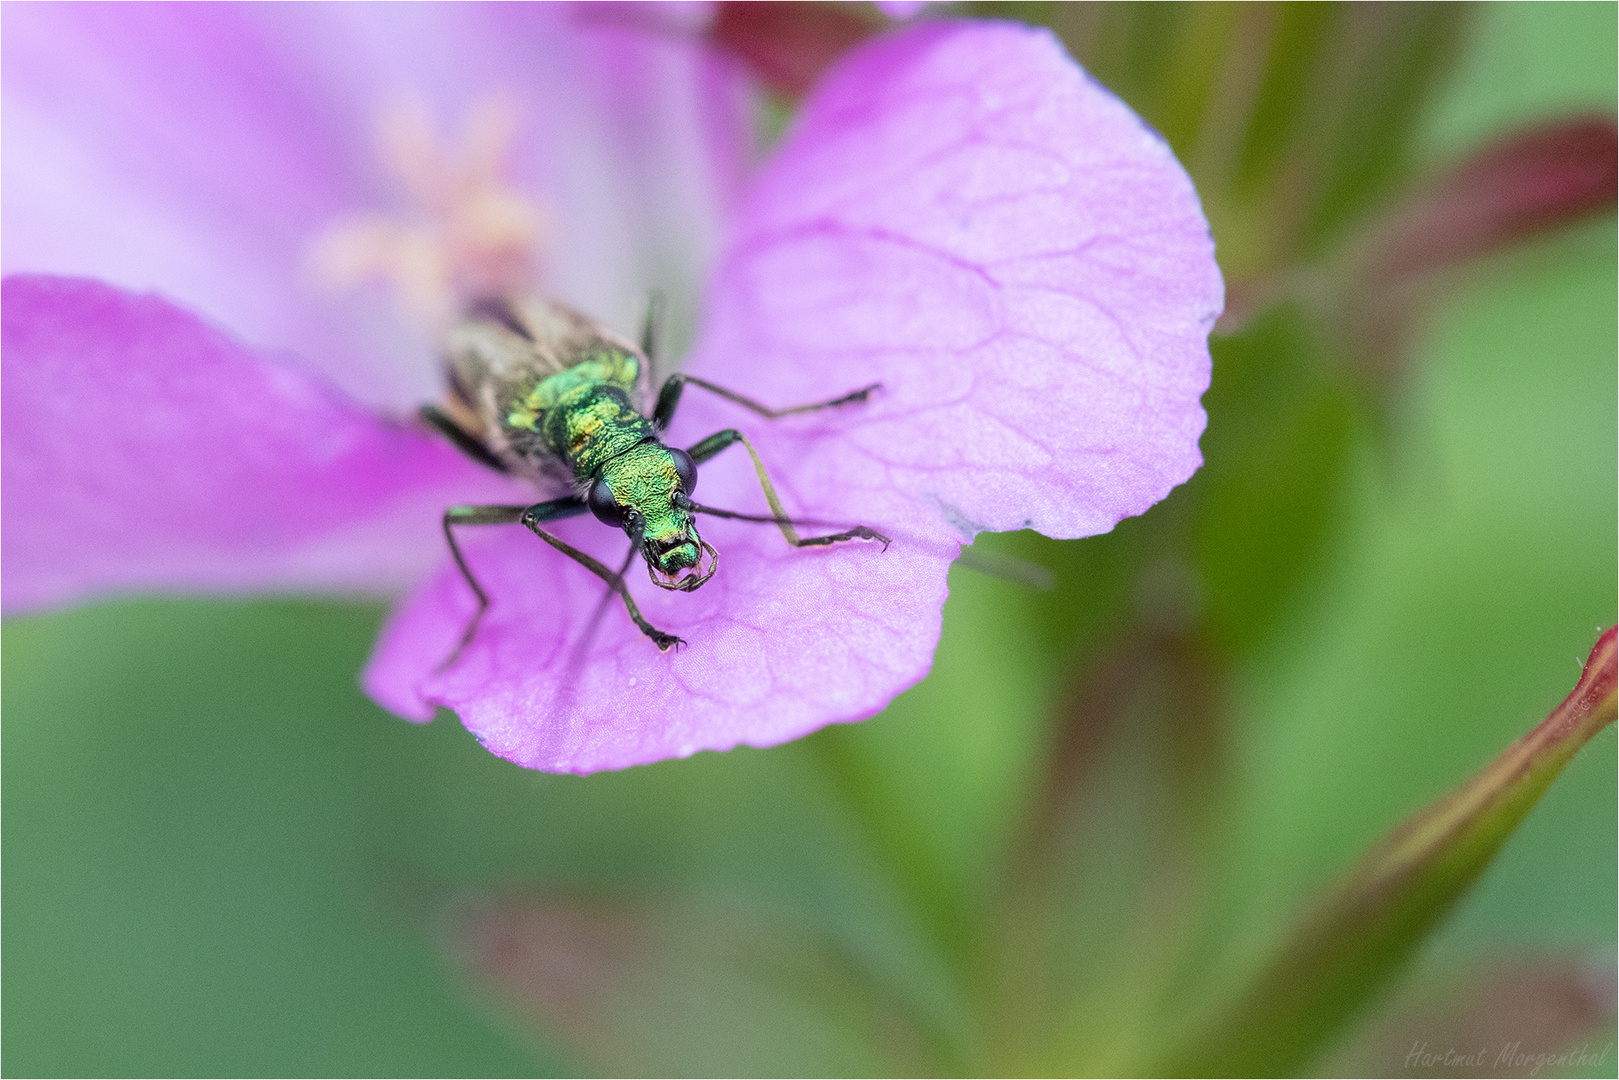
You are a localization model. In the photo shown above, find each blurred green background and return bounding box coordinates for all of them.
[4,3,1614,1076]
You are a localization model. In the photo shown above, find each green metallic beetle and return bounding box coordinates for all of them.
[420,296,887,665]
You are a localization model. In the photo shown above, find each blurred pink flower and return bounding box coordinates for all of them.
[2,7,1221,772]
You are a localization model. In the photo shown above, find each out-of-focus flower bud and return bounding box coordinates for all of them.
[710,1,880,98]
[1352,115,1617,285]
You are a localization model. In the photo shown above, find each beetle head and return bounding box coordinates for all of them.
[587,444,716,590]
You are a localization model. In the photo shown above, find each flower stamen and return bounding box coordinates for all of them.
[309,96,549,330]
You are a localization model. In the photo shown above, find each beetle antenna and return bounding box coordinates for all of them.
[684,500,851,532]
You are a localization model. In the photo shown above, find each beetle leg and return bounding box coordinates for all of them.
[518,507,684,652]
[420,404,510,474]
[682,429,889,551]
[639,292,663,368]
[653,373,880,430]
[438,497,587,670]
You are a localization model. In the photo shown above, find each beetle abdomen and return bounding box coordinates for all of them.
[441,297,651,487]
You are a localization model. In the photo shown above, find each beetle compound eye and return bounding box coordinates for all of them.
[669,447,697,496]
[587,476,625,526]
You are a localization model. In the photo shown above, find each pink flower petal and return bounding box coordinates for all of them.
[1,3,751,408]
[1,275,525,614]
[364,21,1221,772]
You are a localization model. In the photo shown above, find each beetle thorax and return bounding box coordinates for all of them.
[543,383,653,480]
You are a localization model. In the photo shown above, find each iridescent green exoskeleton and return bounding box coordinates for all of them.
[421,296,887,666]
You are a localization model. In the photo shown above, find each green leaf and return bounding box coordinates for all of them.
[1155,626,1618,1077]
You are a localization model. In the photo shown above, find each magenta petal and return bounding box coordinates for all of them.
[691,20,1222,541]
[2,3,751,408]
[364,20,1220,772]
[2,276,524,614]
